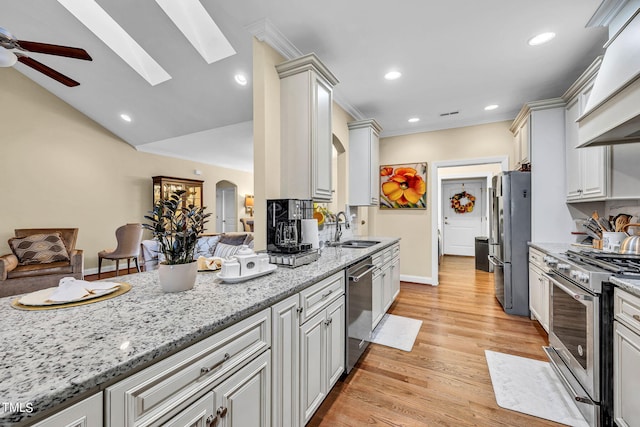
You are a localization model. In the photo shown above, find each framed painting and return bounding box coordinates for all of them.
[379,162,427,209]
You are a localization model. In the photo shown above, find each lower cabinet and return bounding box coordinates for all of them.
[299,296,345,425]
[613,288,640,427]
[391,256,400,301]
[33,393,102,427]
[165,352,271,427]
[374,243,401,327]
[528,248,549,332]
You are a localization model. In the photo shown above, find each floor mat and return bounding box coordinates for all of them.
[370,314,422,351]
[485,350,589,427]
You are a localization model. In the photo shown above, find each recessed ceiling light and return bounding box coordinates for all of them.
[120,114,132,122]
[528,32,556,46]
[408,117,420,123]
[57,0,171,86]
[484,104,499,111]
[384,70,402,80]
[234,74,248,86]
[155,0,236,64]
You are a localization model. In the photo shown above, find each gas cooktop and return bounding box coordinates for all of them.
[567,249,640,277]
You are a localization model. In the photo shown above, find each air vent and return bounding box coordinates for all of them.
[440,111,459,117]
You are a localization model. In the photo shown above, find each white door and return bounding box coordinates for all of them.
[216,187,237,233]
[442,179,485,256]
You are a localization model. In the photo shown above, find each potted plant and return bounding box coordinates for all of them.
[143,189,211,292]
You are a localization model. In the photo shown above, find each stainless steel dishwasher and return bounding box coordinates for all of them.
[346,256,375,373]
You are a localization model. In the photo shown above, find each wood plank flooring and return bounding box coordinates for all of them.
[309,255,557,427]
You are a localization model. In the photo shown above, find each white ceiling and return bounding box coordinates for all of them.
[2,1,608,172]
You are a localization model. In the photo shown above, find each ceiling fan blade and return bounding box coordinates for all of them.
[17,56,80,87]
[17,40,92,61]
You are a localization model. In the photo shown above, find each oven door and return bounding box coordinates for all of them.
[546,271,600,402]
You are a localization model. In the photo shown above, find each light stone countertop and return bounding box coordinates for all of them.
[0,237,400,426]
[528,242,575,255]
[609,276,640,298]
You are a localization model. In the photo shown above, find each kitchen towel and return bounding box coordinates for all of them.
[301,219,320,249]
[370,314,422,352]
[485,350,588,427]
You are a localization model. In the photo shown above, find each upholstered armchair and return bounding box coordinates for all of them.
[0,228,84,298]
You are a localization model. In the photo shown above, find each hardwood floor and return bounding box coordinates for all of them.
[309,255,557,427]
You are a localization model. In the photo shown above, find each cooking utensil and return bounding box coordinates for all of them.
[583,221,602,240]
[599,218,613,232]
[620,223,640,254]
[614,214,632,232]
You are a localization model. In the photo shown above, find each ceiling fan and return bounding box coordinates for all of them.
[0,26,92,87]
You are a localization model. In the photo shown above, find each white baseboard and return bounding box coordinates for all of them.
[400,274,437,286]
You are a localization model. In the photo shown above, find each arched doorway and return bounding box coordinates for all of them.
[216,180,237,233]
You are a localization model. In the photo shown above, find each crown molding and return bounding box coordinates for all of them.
[246,18,301,60]
[587,0,630,27]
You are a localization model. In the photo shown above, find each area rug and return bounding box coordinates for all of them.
[485,350,589,427]
[370,314,422,351]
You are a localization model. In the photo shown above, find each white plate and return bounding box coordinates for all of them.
[216,264,277,283]
[18,285,120,306]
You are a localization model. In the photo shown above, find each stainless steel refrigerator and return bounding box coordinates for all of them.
[488,171,531,316]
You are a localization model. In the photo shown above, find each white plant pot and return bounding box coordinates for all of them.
[158,262,197,293]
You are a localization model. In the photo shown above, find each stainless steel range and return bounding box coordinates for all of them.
[543,249,640,427]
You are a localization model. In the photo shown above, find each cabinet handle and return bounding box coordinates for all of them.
[201,353,230,375]
[325,318,333,326]
[217,406,228,418]
[296,307,303,314]
[206,414,217,427]
[633,314,640,322]
[321,290,333,299]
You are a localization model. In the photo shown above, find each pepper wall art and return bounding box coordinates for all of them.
[379,162,427,209]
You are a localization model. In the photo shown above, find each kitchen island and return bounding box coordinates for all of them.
[0,237,399,426]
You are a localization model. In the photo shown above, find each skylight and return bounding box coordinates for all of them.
[155,0,236,64]
[57,0,171,86]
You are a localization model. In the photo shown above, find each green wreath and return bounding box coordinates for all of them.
[450,191,475,214]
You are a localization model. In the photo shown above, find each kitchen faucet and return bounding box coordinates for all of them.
[334,211,350,243]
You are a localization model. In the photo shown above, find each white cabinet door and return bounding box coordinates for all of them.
[580,147,608,199]
[372,269,384,330]
[565,97,582,200]
[312,76,333,201]
[326,296,346,390]
[277,54,337,202]
[391,257,400,301]
[271,295,299,427]
[528,263,542,323]
[382,263,393,313]
[540,273,550,332]
[348,119,382,206]
[163,392,214,427]
[33,393,102,427]
[614,322,640,427]
[212,351,271,427]
[519,118,530,165]
[299,311,326,425]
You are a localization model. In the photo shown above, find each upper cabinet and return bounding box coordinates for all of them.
[277,53,339,202]
[348,119,382,206]
[512,117,530,168]
[563,58,609,202]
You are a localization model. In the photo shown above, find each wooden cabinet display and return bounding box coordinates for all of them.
[153,176,204,208]
[613,288,640,427]
[33,393,102,427]
[348,119,382,206]
[277,53,339,202]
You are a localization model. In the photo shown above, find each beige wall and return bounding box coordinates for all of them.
[372,121,514,281]
[0,69,253,271]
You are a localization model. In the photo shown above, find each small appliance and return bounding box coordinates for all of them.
[266,199,313,253]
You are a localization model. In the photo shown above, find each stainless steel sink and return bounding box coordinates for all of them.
[338,240,380,248]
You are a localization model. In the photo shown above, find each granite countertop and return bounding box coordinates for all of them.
[528,242,575,255]
[609,277,640,298]
[0,237,399,425]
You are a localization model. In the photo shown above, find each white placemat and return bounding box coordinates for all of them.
[370,314,422,352]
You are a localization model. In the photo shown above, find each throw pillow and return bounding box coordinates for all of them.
[218,234,247,246]
[9,233,71,265]
[213,242,240,259]
[194,235,221,259]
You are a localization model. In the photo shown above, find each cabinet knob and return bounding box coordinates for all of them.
[206,415,217,427]
[217,406,228,418]
[296,307,303,314]
[633,314,640,322]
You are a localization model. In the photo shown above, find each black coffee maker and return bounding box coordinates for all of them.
[267,199,313,253]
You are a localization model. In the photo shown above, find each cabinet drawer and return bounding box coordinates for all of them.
[615,288,640,335]
[391,243,400,260]
[529,247,545,269]
[299,271,345,325]
[106,308,271,427]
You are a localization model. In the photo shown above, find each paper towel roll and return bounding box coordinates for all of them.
[301,219,320,249]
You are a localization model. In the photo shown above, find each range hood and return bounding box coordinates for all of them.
[578,5,640,147]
